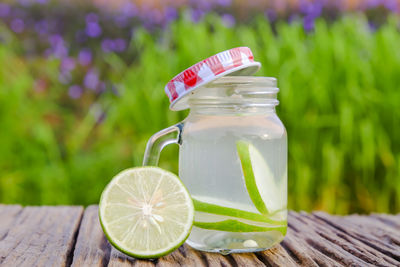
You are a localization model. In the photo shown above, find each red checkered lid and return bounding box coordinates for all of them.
[165,47,261,110]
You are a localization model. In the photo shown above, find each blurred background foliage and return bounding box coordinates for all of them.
[0,0,399,214]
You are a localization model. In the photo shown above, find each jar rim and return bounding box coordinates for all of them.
[187,76,279,110]
[206,76,277,88]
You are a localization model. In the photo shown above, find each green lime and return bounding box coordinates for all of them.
[99,167,194,259]
[194,219,287,235]
[192,198,284,225]
[236,140,281,214]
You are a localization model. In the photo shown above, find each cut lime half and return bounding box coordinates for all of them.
[99,167,194,259]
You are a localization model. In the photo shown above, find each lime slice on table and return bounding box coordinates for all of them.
[99,167,194,259]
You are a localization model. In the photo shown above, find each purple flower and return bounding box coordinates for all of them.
[148,9,163,24]
[192,0,213,11]
[86,22,102,38]
[0,3,11,18]
[300,0,323,19]
[164,7,178,23]
[86,13,99,23]
[18,0,32,7]
[190,9,205,23]
[114,38,127,52]
[10,19,24,33]
[68,85,83,99]
[34,20,48,35]
[84,69,99,90]
[288,14,300,24]
[368,21,377,31]
[60,57,76,72]
[364,0,382,9]
[49,34,63,46]
[120,2,138,18]
[383,0,398,12]
[265,9,278,22]
[303,15,315,32]
[221,14,235,27]
[216,0,232,7]
[48,34,68,58]
[101,39,115,53]
[35,0,48,4]
[78,49,92,66]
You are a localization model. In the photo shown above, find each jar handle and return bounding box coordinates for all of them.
[142,122,184,166]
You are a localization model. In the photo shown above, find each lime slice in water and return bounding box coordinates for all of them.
[192,198,284,225]
[192,199,287,234]
[99,167,194,259]
[194,219,287,235]
[236,140,281,214]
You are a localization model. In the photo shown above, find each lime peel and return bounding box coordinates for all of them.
[192,198,284,225]
[236,140,269,214]
[194,219,287,234]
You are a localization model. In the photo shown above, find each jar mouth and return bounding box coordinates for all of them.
[187,76,279,109]
[206,76,277,88]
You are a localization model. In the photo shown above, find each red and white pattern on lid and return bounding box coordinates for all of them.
[165,47,258,108]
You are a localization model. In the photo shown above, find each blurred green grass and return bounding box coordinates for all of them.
[0,14,399,214]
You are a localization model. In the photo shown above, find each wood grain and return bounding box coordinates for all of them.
[71,205,110,267]
[0,206,83,267]
[1,205,399,267]
[0,204,22,240]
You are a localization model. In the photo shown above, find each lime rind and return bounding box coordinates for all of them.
[237,140,285,214]
[236,140,270,214]
[192,198,284,225]
[194,219,287,235]
[99,166,194,259]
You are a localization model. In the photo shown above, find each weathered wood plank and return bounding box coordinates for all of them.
[230,252,266,266]
[0,204,22,240]
[71,205,111,267]
[3,205,399,267]
[345,214,400,246]
[107,247,149,267]
[277,214,340,266]
[370,213,400,230]
[312,211,400,265]
[156,244,210,266]
[189,248,234,266]
[257,230,321,267]
[0,206,83,267]
[71,207,400,267]
[294,211,396,266]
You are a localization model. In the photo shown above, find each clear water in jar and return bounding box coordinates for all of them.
[179,113,287,254]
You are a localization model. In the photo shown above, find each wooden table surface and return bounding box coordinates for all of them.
[0,205,399,267]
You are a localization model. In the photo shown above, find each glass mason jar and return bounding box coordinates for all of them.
[143,76,287,254]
